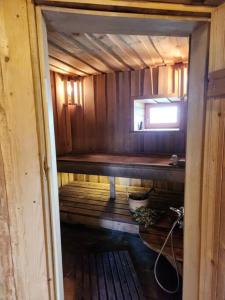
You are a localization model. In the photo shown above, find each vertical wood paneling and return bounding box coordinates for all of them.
[51,67,187,156]
[95,74,107,152]
[106,72,117,153]
[199,4,225,300]
[83,75,96,152]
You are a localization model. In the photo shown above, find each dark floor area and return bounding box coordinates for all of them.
[61,222,182,300]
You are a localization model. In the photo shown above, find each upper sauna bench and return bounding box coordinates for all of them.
[57,154,185,183]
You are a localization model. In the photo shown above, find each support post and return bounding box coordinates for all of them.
[109,176,116,200]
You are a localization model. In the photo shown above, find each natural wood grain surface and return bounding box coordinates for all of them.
[182,23,209,300]
[51,70,187,156]
[47,31,189,76]
[59,182,183,261]
[200,4,225,300]
[57,154,185,182]
[58,153,179,166]
[74,251,145,300]
[0,1,52,299]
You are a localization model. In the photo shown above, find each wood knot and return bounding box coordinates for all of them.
[4,56,9,62]
[218,112,222,117]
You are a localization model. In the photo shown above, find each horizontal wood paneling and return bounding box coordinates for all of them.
[51,67,187,156]
[57,172,184,193]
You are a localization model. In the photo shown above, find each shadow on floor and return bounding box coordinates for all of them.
[61,222,182,300]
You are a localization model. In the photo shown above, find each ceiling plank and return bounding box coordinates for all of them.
[48,40,102,74]
[49,55,88,76]
[150,36,189,64]
[64,33,116,72]
[49,64,76,76]
[120,35,158,67]
[107,34,145,69]
[84,34,132,70]
[48,32,111,73]
[137,35,164,65]
[117,35,149,68]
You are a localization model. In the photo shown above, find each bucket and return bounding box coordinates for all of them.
[128,192,149,212]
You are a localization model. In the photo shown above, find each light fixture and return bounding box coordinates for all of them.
[67,80,73,103]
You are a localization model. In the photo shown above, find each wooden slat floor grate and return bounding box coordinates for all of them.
[75,250,145,300]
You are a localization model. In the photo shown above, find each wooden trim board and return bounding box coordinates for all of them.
[0,1,56,299]
[35,6,64,299]
[183,23,209,300]
[35,0,214,14]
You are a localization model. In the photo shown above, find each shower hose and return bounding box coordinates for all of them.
[139,212,183,294]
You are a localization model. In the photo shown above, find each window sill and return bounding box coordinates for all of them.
[132,128,180,132]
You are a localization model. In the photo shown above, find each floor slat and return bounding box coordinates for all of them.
[74,251,145,300]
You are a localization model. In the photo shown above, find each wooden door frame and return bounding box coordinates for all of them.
[35,4,211,300]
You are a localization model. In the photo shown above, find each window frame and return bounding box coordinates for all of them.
[144,102,181,130]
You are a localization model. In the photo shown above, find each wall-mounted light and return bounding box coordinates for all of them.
[67,80,73,104]
[73,81,78,105]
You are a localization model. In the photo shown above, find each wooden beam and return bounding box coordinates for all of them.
[35,0,214,14]
[41,7,210,37]
[84,33,132,70]
[48,40,102,73]
[109,176,116,200]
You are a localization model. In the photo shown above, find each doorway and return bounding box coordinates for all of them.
[35,5,209,299]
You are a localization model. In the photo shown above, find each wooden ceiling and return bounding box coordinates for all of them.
[48,32,189,76]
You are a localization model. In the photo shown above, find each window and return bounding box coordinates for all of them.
[145,103,180,130]
[133,97,184,132]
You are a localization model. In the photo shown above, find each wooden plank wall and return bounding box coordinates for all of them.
[0,1,52,299]
[51,67,187,156]
[199,4,225,300]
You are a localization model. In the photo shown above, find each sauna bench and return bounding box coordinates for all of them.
[57,154,185,183]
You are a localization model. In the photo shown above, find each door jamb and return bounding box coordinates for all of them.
[35,5,210,300]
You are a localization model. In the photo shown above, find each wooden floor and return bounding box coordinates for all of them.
[75,250,145,300]
[61,223,183,300]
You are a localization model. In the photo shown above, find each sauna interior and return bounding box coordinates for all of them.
[46,10,189,300]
